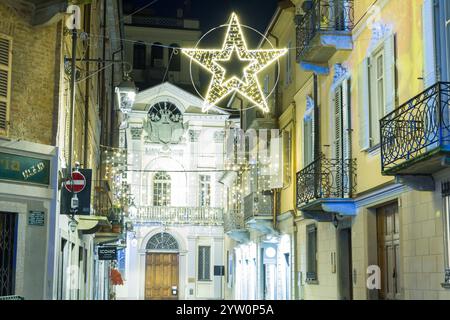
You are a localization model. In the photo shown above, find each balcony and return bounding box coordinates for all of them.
[296,154,357,220]
[380,82,450,188]
[224,209,249,243]
[243,192,276,234]
[131,206,223,226]
[295,0,354,73]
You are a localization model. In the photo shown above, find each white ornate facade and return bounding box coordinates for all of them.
[117,82,230,300]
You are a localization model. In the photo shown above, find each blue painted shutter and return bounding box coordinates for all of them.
[423,0,437,87]
[358,58,371,151]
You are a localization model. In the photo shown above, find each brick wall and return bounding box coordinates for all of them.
[0,3,60,145]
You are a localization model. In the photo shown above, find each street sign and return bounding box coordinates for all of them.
[98,246,118,260]
[60,169,92,215]
[64,171,86,193]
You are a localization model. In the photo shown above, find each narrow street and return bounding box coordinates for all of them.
[1,0,450,303]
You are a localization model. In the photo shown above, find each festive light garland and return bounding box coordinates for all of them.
[182,13,287,113]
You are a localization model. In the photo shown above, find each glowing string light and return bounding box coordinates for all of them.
[182,13,287,113]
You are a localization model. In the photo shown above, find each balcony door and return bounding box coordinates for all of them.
[376,202,401,300]
[332,78,351,197]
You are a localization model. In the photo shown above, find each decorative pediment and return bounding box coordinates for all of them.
[144,101,186,144]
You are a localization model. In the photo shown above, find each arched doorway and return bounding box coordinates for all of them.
[145,232,179,300]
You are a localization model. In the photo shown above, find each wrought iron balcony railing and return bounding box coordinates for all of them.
[381,82,450,175]
[224,209,245,233]
[296,0,354,62]
[296,154,357,207]
[132,206,223,226]
[244,192,273,221]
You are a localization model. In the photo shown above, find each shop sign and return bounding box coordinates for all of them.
[98,246,117,260]
[0,152,50,185]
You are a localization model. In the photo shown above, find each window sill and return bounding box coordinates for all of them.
[367,143,381,156]
[306,279,319,285]
[197,279,212,283]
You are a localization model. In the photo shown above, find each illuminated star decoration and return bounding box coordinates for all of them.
[182,13,287,113]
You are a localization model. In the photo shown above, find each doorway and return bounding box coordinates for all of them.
[337,227,353,300]
[145,253,179,300]
[0,212,17,296]
[376,202,400,300]
[144,232,180,300]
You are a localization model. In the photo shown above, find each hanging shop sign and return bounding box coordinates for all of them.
[182,13,287,113]
[98,246,118,260]
[60,169,92,215]
[0,152,50,185]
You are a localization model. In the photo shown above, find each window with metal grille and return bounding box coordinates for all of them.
[198,246,211,281]
[0,212,17,296]
[199,175,211,207]
[0,35,12,136]
[153,172,171,206]
[306,224,318,282]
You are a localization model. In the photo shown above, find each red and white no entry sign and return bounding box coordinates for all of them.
[65,171,86,193]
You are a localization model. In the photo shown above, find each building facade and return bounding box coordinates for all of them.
[0,0,125,300]
[224,0,450,300]
[117,82,230,300]
[123,2,201,92]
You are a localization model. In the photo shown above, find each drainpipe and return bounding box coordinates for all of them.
[68,29,78,175]
[83,4,92,168]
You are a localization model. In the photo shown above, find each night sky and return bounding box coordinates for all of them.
[126,0,279,47]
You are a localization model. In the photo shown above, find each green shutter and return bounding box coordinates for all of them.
[0,35,12,136]
[358,58,371,151]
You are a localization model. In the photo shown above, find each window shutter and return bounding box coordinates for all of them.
[358,58,371,151]
[333,85,343,160]
[342,79,351,161]
[384,34,397,115]
[0,35,12,136]
[423,0,437,87]
[304,96,315,166]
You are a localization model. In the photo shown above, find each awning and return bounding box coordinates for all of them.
[94,232,123,245]
[76,216,111,235]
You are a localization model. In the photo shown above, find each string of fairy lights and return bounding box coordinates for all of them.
[101,140,279,215]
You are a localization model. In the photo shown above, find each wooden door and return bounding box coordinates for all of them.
[145,253,179,300]
[377,202,400,300]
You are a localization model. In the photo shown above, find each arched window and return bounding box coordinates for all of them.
[146,232,179,251]
[153,172,171,206]
[151,42,164,67]
[168,43,181,72]
[133,41,146,69]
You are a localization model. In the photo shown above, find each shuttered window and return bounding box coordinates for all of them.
[359,34,396,150]
[198,246,211,281]
[306,224,318,282]
[304,96,315,166]
[0,35,12,136]
[282,129,291,186]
